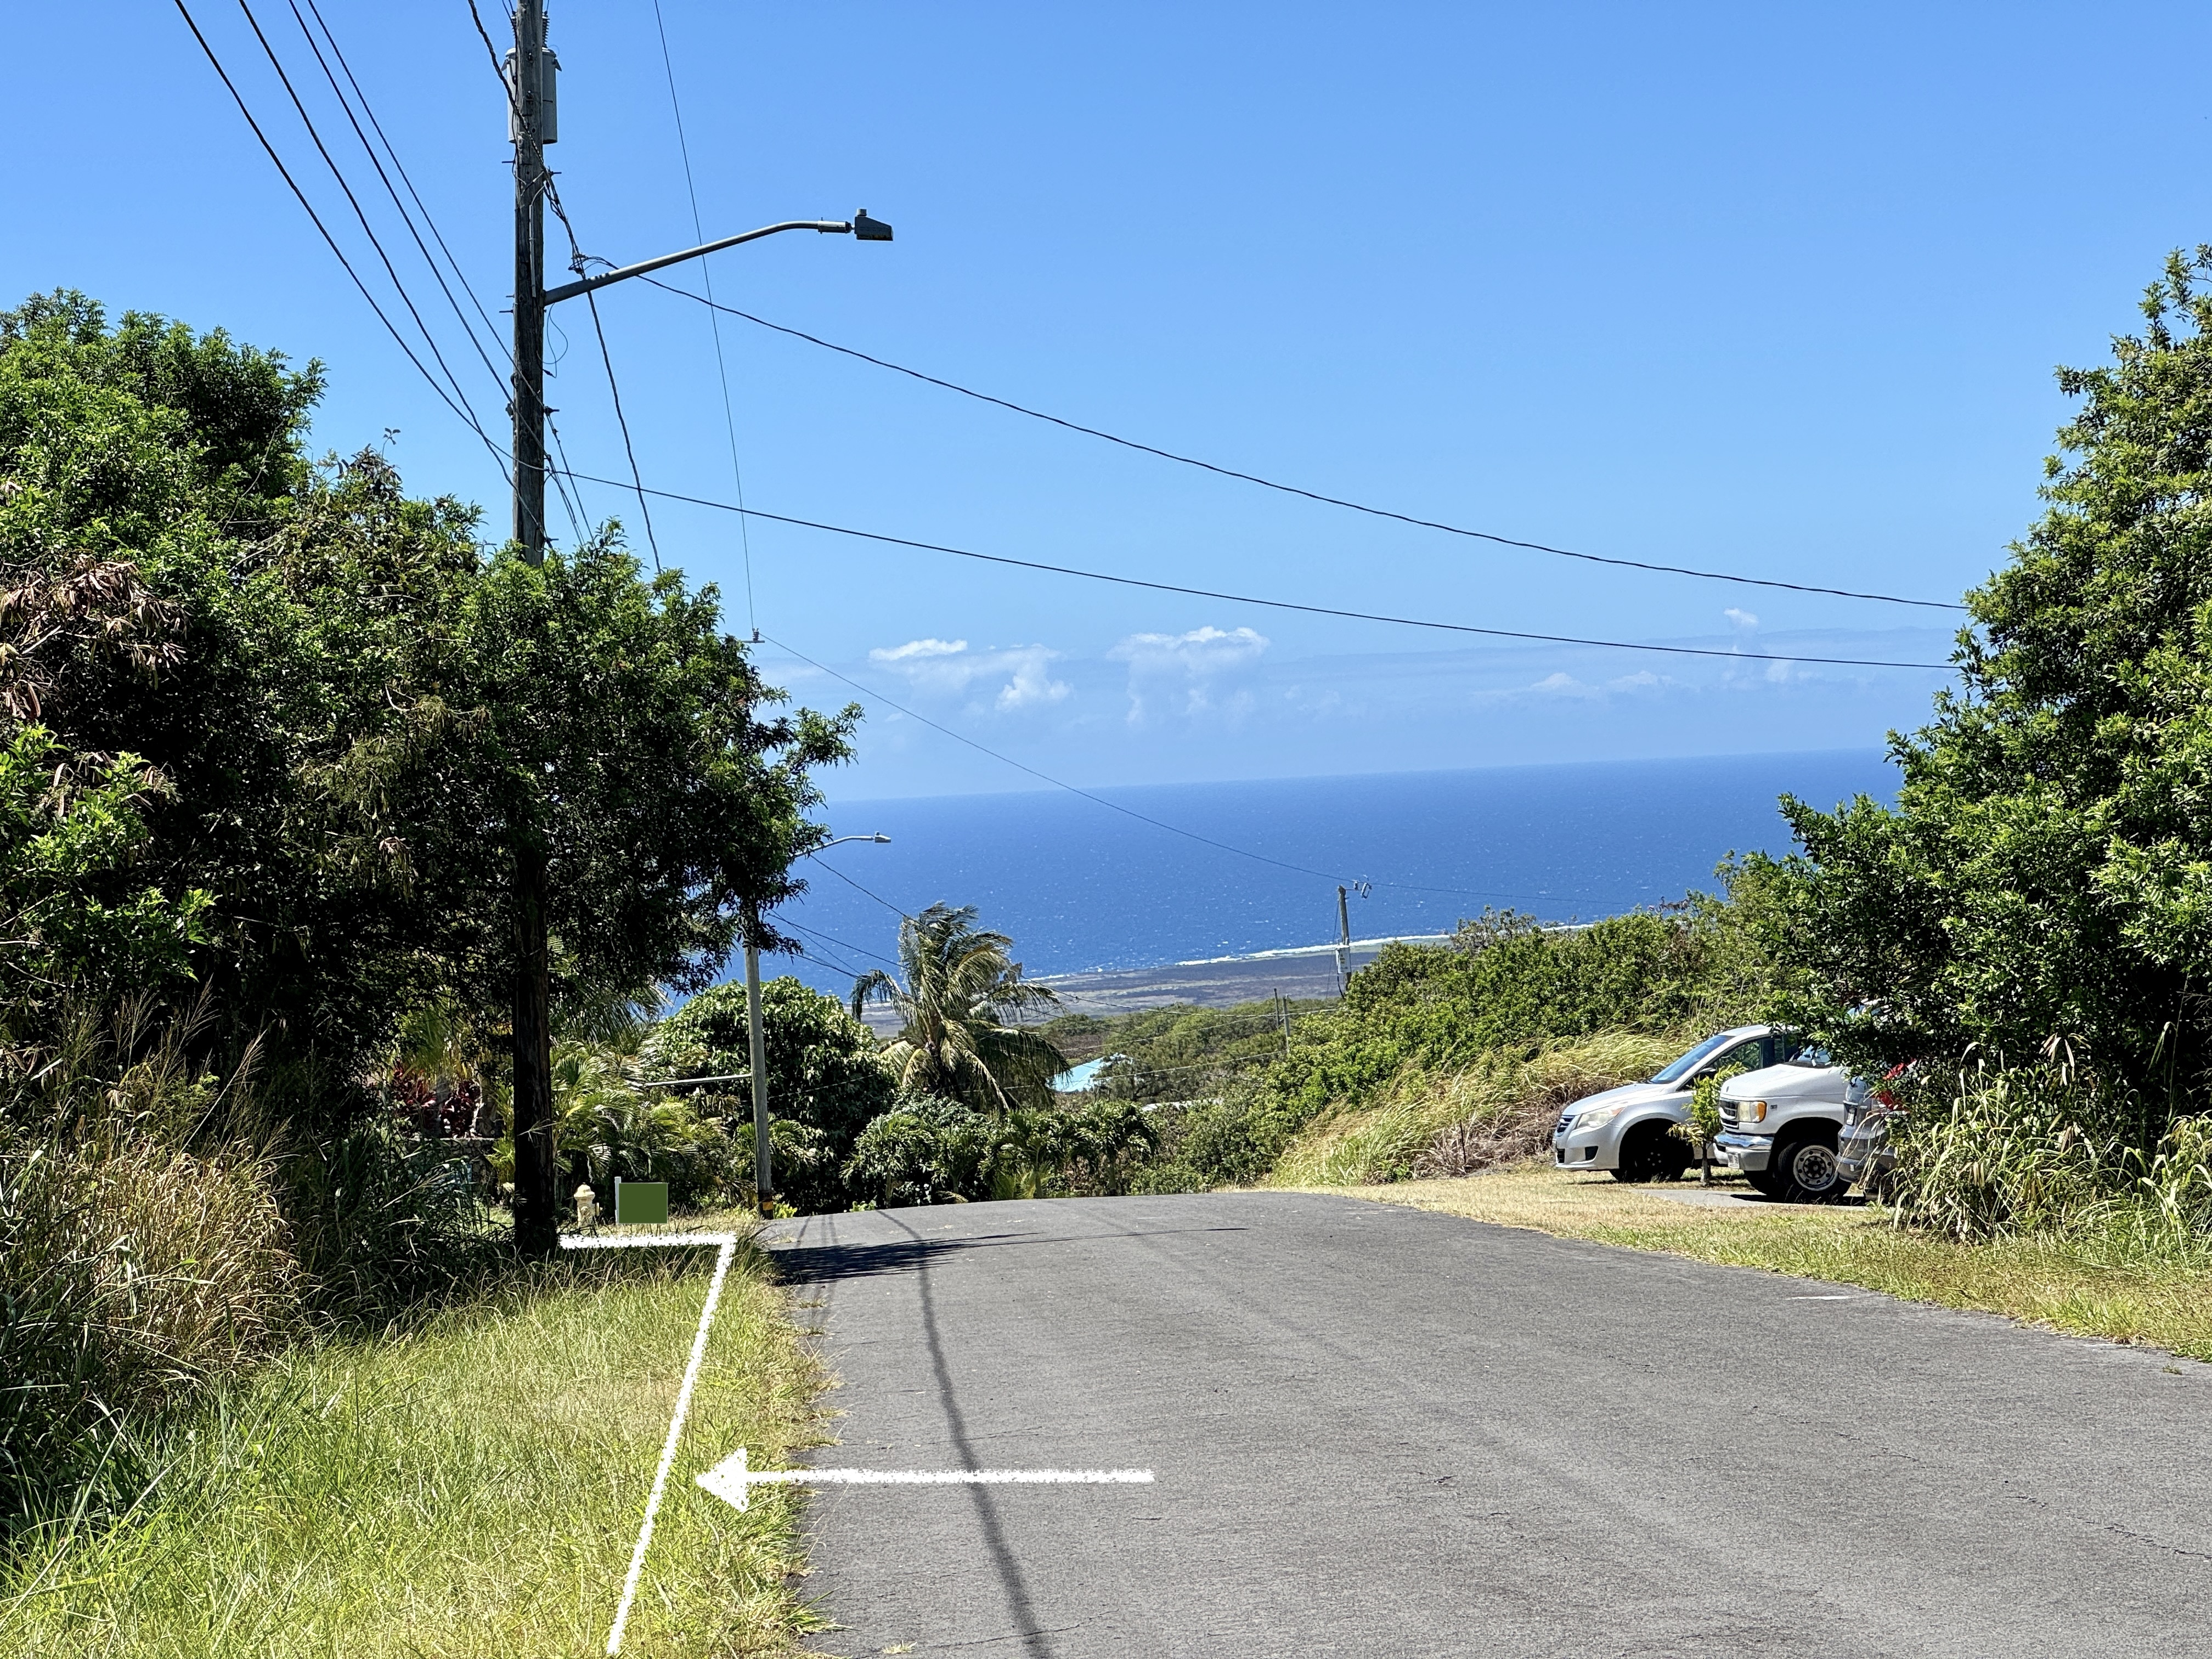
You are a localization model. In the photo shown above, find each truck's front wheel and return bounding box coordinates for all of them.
[1771,1127,1847,1203]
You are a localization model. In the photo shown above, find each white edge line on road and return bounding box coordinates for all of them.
[559,1230,741,1655]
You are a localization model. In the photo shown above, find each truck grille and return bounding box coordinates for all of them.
[1718,1098,1740,1130]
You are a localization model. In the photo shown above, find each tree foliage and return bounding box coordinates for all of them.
[851,903,1068,1114]
[1775,250,2212,1135]
[0,290,850,1102]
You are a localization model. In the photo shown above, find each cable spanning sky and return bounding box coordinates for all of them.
[7,2,2209,795]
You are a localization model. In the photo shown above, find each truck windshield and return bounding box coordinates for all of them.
[1786,1045,1832,1066]
[1650,1032,1738,1086]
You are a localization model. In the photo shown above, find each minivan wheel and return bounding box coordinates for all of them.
[1611,1121,1691,1184]
[1771,1128,1847,1203]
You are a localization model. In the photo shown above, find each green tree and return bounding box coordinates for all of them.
[640,977,895,1213]
[0,292,853,1250]
[1775,249,2212,1142]
[851,904,1067,1116]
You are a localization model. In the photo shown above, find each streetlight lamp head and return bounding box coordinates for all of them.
[851,208,894,242]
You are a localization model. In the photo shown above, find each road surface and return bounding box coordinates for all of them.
[763,1192,2212,1657]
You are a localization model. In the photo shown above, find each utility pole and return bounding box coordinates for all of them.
[507,0,558,1256]
[1275,986,1290,1057]
[1335,885,1352,998]
[746,922,774,1212]
[493,7,885,1252]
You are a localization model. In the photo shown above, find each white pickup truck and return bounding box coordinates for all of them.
[1713,1045,1866,1202]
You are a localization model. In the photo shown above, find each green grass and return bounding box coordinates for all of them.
[1312,1160,2212,1361]
[1,1240,827,1658]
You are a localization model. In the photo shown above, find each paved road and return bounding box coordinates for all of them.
[763,1193,2212,1657]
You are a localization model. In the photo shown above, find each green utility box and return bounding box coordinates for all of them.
[613,1178,669,1225]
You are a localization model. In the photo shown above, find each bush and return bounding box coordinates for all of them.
[1266,1032,1680,1188]
[0,1019,301,1528]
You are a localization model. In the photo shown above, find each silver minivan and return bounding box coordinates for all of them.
[1551,1025,1791,1181]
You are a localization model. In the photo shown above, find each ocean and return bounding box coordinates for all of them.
[764,749,1897,999]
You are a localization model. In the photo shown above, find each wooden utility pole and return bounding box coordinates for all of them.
[507,0,557,1255]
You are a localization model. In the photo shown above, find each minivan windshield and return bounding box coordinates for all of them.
[1650,1031,1739,1086]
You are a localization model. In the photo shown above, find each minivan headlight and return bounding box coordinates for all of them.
[1573,1103,1627,1132]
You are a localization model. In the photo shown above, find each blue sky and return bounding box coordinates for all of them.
[7,2,2208,797]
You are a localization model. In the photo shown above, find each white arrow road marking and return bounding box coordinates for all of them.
[559,1230,740,1657]
[696,1447,1156,1513]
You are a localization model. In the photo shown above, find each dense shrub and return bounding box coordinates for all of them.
[642,978,894,1215]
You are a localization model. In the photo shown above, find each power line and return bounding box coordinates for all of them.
[171,1,501,456]
[553,470,1956,671]
[546,187,663,571]
[233,0,497,453]
[762,636,1700,910]
[646,0,759,632]
[777,915,901,972]
[295,0,512,383]
[805,854,913,920]
[639,278,1970,614]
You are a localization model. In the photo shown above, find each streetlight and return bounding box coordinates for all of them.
[743,833,894,1214]
[501,0,894,1253]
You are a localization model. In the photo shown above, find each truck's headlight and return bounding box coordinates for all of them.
[1742,1100,1768,1123]
[1573,1103,1627,1133]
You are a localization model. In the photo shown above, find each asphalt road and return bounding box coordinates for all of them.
[762,1193,2212,1657]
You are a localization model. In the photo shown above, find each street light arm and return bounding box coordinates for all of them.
[543,210,890,305]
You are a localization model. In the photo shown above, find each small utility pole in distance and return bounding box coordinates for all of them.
[1334,885,1352,998]
[1275,986,1290,1057]
[744,913,773,1215]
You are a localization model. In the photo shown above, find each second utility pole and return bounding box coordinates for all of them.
[508,0,558,1256]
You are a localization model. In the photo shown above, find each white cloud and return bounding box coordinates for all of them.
[1108,625,1270,722]
[871,637,969,662]
[1724,608,1759,630]
[866,637,1068,712]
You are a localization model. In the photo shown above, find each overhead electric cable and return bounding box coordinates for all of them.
[647,0,759,631]
[171,1,505,456]
[548,188,663,570]
[760,635,1583,907]
[234,0,499,453]
[294,0,512,397]
[777,916,901,972]
[554,471,1957,671]
[805,854,913,920]
[639,279,1968,614]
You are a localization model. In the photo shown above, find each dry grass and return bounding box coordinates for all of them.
[1266,1032,1679,1189]
[1304,1159,2212,1361]
[1,1241,830,1657]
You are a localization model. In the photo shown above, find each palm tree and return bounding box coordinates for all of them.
[851,904,1068,1116]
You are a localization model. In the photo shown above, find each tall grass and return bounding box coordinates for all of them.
[1890,1060,2212,1262]
[0,1012,302,1528]
[1,1005,504,1531]
[1267,1031,1679,1188]
[1,1243,823,1657]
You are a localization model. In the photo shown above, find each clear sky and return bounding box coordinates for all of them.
[7,2,2207,797]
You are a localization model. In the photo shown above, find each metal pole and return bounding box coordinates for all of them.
[506,0,558,1256]
[1276,987,1290,1057]
[1335,885,1352,998]
[746,936,773,1211]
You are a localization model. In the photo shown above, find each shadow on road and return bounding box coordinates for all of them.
[770,1223,1251,1285]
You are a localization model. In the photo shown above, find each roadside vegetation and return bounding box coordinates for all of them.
[1,1240,823,1657]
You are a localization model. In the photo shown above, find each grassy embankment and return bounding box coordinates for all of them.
[1301,1160,2212,1362]
[2,1231,827,1659]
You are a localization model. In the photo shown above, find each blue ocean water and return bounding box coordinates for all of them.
[768,749,1898,995]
